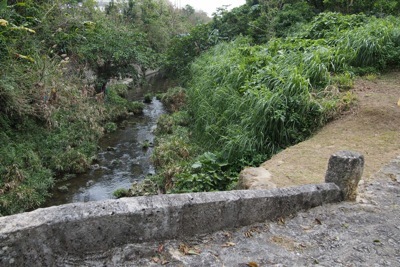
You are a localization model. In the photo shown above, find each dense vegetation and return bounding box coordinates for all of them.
[151,2,400,194]
[2,0,400,214]
[0,0,207,215]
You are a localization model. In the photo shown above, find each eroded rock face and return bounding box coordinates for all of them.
[237,167,277,190]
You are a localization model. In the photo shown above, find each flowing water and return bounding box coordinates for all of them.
[44,74,169,207]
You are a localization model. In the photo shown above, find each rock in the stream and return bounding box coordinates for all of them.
[237,167,276,190]
[90,164,100,170]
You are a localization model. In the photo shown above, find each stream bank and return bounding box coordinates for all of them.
[44,74,171,207]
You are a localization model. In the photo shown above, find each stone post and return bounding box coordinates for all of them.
[325,151,364,201]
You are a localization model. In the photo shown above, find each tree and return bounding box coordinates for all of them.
[77,19,154,89]
[182,4,195,17]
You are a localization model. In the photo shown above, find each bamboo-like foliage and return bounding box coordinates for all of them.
[187,15,400,162]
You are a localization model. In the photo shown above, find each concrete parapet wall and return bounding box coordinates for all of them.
[0,183,342,266]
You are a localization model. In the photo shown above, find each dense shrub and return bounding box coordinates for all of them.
[300,12,368,39]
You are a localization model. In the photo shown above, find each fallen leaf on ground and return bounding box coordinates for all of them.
[250,226,262,233]
[247,261,259,267]
[187,249,201,255]
[157,244,164,253]
[315,218,322,225]
[152,256,169,264]
[244,231,253,238]
[222,242,236,247]
[301,225,312,231]
[179,243,189,255]
[277,217,286,225]
[178,243,201,255]
[223,231,232,239]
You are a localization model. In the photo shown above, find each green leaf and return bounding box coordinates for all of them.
[0,0,6,11]
[191,162,202,169]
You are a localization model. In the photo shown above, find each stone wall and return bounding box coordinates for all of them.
[0,184,341,266]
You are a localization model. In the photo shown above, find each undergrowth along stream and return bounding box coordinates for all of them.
[0,80,146,215]
[43,74,169,206]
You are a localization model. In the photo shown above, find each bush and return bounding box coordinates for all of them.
[113,188,130,198]
[187,38,324,161]
[104,122,117,133]
[160,87,186,112]
[143,93,153,103]
[300,12,367,39]
[127,101,144,114]
[172,152,235,193]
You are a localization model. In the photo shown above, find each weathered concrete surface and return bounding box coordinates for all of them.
[56,156,399,267]
[0,183,341,266]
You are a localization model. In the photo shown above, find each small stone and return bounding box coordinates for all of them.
[9,258,15,264]
[90,164,100,170]
[111,160,121,166]
[57,185,69,193]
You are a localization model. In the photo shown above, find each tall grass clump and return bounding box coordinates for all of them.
[188,39,328,162]
[187,15,400,165]
[344,16,400,71]
[301,13,400,73]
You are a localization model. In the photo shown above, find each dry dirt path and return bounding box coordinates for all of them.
[261,71,400,187]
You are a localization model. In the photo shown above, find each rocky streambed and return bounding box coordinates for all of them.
[45,75,168,207]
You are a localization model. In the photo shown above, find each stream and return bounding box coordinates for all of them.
[44,74,169,207]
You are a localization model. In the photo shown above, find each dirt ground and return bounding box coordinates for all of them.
[261,71,400,187]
